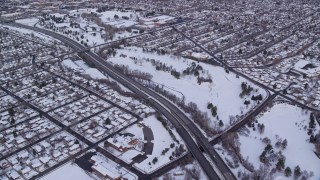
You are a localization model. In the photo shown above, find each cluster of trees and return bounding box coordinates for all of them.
[154,62,173,72]
[309,113,320,154]
[244,100,251,106]
[251,94,263,101]
[161,148,170,155]
[260,138,288,165]
[150,84,216,135]
[183,102,215,134]
[207,103,224,127]
[221,132,254,172]
[115,64,153,81]
[8,107,15,125]
[142,47,166,55]
[310,130,320,153]
[256,138,312,178]
[207,102,218,117]
[42,14,66,24]
[197,76,213,85]
[240,82,253,98]
[97,41,125,57]
[309,113,316,129]
[173,144,186,157]
[96,7,111,13]
[170,69,181,79]
[182,62,203,77]
[259,144,273,164]
[257,123,265,134]
[151,60,212,82]
[275,138,288,149]
[248,119,264,132]
[156,114,177,142]
[160,143,185,159]
[94,77,141,100]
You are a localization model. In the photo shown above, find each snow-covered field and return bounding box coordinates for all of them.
[134,115,186,172]
[62,59,107,80]
[42,162,93,180]
[95,10,138,28]
[216,102,320,179]
[108,47,267,134]
[16,8,139,47]
[16,17,39,26]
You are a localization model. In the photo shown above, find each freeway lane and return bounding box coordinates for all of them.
[6,23,225,179]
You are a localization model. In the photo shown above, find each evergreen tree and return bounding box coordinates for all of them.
[265,144,273,152]
[259,151,267,163]
[284,167,292,177]
[282,139,288,149]
[310,134,315,143]
[276,158,285,171]
[309,113,315,129]
[105,118,111,125]
[10,117,15,124]
[13,130,17,137]
[32,149,37,156]
[219,120,224,127]
[8,107,15,117]
[294,166,301,177]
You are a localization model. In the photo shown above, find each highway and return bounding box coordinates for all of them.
[3,17,318,179]
[5,22,228,179]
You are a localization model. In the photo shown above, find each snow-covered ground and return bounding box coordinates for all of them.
[103,115,186,173]
[16,17,39,26]
[134,115,186,172]
[216,102,320,179]
[0,24,59,43]
[108,47,267,134]
[42,162,93,180]
[16,8,140,47]
[62,59,107,80]
[95,10,138,28]
[158,160,208,180]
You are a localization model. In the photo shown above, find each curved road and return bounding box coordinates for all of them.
[5,22,227,179]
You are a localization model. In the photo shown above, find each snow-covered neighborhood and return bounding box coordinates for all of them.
[0,0,320,179]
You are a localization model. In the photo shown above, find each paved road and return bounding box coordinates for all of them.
[39,66,141,120]
[7,23,225,179]
[6,16,319,179]
[210,94,276,145]
[173,21,320,113]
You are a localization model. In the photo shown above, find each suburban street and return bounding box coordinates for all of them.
[0,3,319,179]
[5,22,228,179]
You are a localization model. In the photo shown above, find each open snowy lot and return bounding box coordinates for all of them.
[62,59,109,80]
[134,115,186,173]
[16,17,39,26]
[16,8,140,47]
[107,47,268,135]
[158,160,208,180]
[42,162,93,180]
[215,102,320,179]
